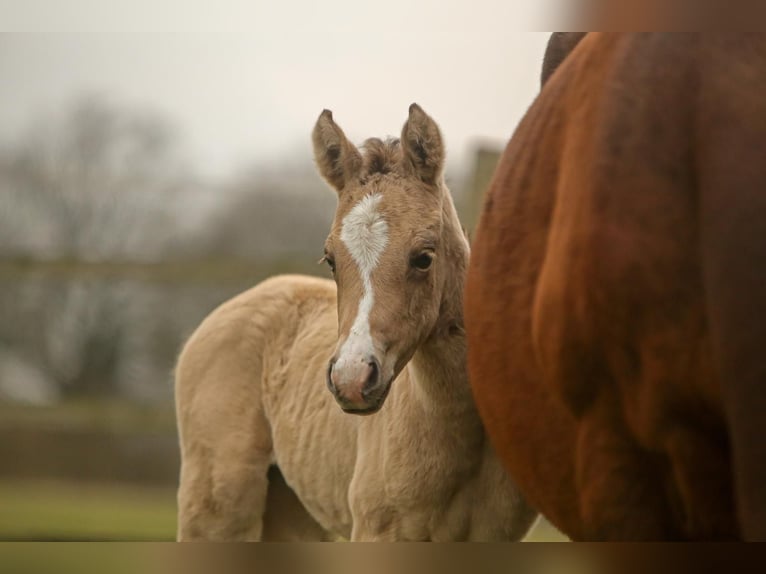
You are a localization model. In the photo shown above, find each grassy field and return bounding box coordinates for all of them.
[0,479,566,541]
[0,400,177,540]
[0,480,177,541]
[526,519,569,542]
[0,400,567,541]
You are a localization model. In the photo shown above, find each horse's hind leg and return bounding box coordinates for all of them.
[697,47,766,539]
[262,466,332,541]
[575,393,681,540]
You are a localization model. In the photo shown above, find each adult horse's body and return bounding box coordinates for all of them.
[465,33,766,540]
[175,105,536,541]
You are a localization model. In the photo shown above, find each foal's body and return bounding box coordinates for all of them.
[176,106,535,541]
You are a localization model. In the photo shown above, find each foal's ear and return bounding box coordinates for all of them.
[312,110,363,193]
[401,103,445,186]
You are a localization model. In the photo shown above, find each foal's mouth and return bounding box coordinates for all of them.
[339,377,393,416]
[341,405,381,416]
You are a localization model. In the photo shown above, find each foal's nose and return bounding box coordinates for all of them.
[327,356,380,408]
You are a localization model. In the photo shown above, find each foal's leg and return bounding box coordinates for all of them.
[176,410,273,541]
[261,466,332,541]
[176,346,275,540]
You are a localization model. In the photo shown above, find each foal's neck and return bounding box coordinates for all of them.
[407,191,476,418]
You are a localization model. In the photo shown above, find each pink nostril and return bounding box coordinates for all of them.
[364,359,379,393]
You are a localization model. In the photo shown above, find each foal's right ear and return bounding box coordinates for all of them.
[312,110,363,193]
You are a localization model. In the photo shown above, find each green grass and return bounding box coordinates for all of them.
[0,479,567,541]
[0,400,566,541]
[525,518,569,542]
[0,480,177,541]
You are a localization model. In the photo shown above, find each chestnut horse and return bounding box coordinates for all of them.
[175,105,536,541]
[466,33,766,540]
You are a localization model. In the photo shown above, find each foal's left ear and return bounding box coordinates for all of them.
[401,103,445,186]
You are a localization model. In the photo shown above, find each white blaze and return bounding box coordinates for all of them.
[337,192,388,368]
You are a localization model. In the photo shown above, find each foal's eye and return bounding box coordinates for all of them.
[321,254,336,275]
[411,252,433,271]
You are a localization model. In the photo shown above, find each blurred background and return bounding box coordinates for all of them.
[0,5,563,541]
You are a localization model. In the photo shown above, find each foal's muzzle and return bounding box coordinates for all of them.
[326,355,388,414]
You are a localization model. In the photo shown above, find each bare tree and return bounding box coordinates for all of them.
[0,97,188,260]
[0,97,192,399]
[200,166,335,266]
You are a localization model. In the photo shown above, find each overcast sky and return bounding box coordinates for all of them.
[0,3,551,178]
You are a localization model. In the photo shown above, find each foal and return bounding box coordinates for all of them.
[175,104,536,541]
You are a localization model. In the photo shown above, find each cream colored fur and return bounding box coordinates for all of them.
[175,105,538,541]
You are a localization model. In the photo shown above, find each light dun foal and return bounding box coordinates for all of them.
[175,104,537,541]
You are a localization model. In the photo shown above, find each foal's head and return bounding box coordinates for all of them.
[312,104,468,415]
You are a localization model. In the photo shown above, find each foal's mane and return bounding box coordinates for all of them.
[360,137,402,178]
[361,136,469,244]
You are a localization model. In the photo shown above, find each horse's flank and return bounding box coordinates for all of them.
[466,32,766,540]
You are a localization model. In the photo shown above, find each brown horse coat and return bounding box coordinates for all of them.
[466,33,766,540]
